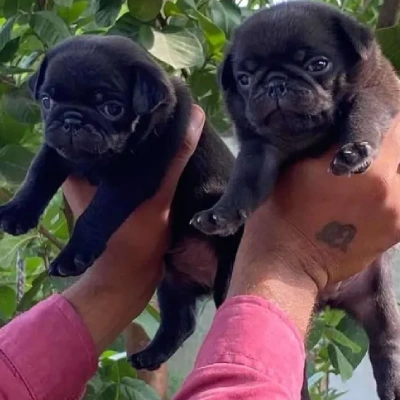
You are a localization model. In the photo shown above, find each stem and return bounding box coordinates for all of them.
[62,194,74,236]
[37,225,64,250]
[377,0,400,28]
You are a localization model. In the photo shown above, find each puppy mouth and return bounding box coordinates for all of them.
[46,122,119,161]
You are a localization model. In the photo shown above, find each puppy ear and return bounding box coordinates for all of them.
[28,57,48,100]
[218,50,236,91]
[133,64,175,115]
[334,14,374,62]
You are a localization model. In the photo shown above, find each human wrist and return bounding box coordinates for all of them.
[227,250,319,336]
[63,256,161,355]
[227,216,329,336]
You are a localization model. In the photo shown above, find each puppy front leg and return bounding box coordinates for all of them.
[192,140,283,236]
[330,89,398,176]
[0,145,70,235]
[49,177,160,277]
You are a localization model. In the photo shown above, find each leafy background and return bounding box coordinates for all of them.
[0,0,399,398]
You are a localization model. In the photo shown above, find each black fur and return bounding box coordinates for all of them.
[191,2,400,399]
[0,34,241,370]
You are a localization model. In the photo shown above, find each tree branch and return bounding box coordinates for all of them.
[377,0,400,28]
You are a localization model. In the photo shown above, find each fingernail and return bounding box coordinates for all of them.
[190,105,205,133]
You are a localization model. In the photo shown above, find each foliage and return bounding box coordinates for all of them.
[0,0,398,398]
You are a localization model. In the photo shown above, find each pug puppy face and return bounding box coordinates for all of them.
[29,35,175,162]
[220,1,374,149]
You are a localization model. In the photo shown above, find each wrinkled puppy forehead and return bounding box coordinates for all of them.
[43,51,127,101]
[232,2,341,67]
[39,35,155,101]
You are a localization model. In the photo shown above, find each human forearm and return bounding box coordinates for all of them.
[227,213,323,337]
[63,247,162,355]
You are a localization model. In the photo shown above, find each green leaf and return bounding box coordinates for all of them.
[58,1,88,23]
[30,11,72,47]
[141,27,204,69]
[3,0,32,17]
[0,144,35,185]
[0,36,20,62]
[376,25,400,71]
[325,327,361,353]
[17,271,48,312]
[307,317,324,350]
[195,10,226,54]
[0,234,35,269]
[0,113,31,148]
[323,308,346,327]
[93,0,123,27]
[108,12,141,41]
[210,0,241,36]
[334,314,369,370]
[2,93,41,125]
[329,344,354,381]
[164,1,184,17]
[0,15,16,53]
[128,0,162,22]
[0,285,16,319]
[119,377,161,400]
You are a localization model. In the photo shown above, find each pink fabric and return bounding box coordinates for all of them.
[174,297,305,400]
[0,294,305,400]
[0,294,97,400]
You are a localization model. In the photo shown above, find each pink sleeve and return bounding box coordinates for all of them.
[174,296,306,400]
[0,294,97,400]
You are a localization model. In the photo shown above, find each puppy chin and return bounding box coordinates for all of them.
[45,126,114,162]
[248,92,333,133]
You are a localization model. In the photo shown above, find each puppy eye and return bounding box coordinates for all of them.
[100,102,125,120]
[237,74,251,87]
[41,96,53,110]
[304,57,331,74]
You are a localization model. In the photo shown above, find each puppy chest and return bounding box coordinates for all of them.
[166,236,218,288]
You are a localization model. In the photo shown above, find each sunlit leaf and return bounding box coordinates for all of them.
[141,26,204,69]
[325,327,361,353]
[195,10,226,53]
[328,344,354,381]
[0,15,17,53]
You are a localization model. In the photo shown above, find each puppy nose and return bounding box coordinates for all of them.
[63,111,82,132]
[266,78,287,99]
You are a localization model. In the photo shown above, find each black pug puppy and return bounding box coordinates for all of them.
[0,35,241,369]
[192,2,400,400]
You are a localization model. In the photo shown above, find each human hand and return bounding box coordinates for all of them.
[228,116,400,333]
[62,105,205,354]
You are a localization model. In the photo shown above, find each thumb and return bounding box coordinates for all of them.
[155,105,205,205]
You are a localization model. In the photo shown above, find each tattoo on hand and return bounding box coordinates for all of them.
[316,221,357,252]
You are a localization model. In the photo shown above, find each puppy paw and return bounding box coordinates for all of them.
[49,241,105,277]
[191,207,247,236]
[0,202,40,235]
[128,350,164,371]
[330,141,374,176]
